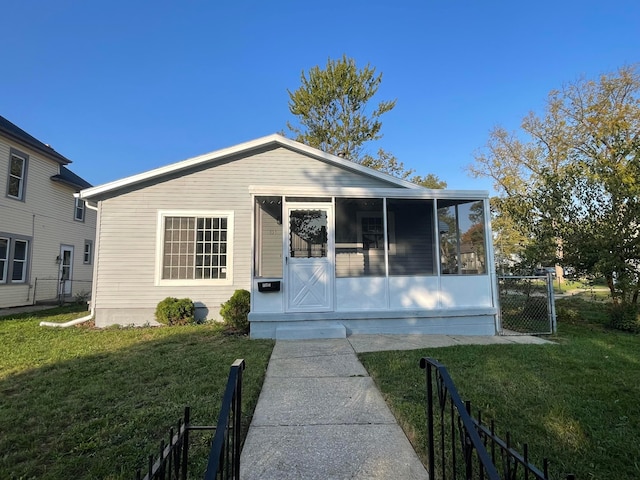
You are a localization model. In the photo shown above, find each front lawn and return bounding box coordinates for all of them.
[0,306,274,479]
[359,301,640,480]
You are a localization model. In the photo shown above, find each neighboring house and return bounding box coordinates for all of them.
[0,115,96,308]
[79,134,498,338]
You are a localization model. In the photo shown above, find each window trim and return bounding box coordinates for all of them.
[74,198,86,222]
[0,237,8,283]
[83,240,93,264]
[0,232,31,284]
[6,149,28,201]
[155,210,234,286]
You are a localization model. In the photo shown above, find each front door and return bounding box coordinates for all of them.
[286,204,333,312]
[59,245,73,296]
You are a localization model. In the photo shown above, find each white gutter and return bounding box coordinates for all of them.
[40,313,93,328]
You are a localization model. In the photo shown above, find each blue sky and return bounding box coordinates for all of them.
[2,0,639,191]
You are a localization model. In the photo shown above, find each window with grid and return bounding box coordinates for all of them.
[162,216,229,280]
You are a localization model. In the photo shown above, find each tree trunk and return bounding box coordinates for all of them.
[607,275,617,304]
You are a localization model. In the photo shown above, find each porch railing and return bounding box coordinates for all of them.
[420,357,574,480]
[135,359,246,480]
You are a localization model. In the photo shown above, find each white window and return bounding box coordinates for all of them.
[74,198,85,222]
[7,151,27,200]
[0,238,8,282]
[0,235,30,284]
[83,240,93,264]
[11,240,28,282]
[156,211,233,285]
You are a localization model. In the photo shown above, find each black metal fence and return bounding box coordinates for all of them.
[135,359,246,480]
[420,357,574,480]
[498,274,556,335]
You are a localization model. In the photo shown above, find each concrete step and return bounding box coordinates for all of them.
[275,323,346,340]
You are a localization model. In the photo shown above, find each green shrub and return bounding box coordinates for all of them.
[155,297,195,326]
[608,302,640,333]
[220,289,250,333]
[556,305,580,323]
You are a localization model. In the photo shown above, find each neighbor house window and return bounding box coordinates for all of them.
[83,240,93,264]
[0,238,8,282]
[74,198,85,221]
[7,150,28,200]
[159,212,233,283]
[0,234,30,284]
[437,199,487,275]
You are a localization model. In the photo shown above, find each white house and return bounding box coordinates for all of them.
[1,115,96,308]
[79,135,498,338]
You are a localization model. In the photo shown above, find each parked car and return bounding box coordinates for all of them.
[535,267,556,277]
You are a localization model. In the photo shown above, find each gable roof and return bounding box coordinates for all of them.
[79,134,422,200]
[0,115,72,165]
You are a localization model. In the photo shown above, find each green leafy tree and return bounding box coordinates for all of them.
[287,55,446,188]
[287,54,396,161]
[470,65,640,304]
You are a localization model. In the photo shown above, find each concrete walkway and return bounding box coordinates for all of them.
[240,334,552,479]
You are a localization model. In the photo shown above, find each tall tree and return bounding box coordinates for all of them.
[469,65,640,303]
[287,55,396,161]
[287,55,446,188]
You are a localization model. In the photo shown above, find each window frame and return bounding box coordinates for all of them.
[83,240,93,264]
[74,198,86,222]
[155,210,234,286]
[0,233,31,284]
[6,149,28,201]
[437,199,488,276]
[0,237,8,283]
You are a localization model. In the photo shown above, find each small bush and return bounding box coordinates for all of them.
[155,297,195,326]
[220,289,250,333]
[608,302,640,333]
[556,305,580,324]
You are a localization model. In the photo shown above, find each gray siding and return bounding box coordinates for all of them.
[93,147,402,325]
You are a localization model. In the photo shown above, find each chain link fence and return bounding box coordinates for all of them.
[497,274,556,335]
[33,278,92,305]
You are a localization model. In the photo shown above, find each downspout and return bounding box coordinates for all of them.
[40,313,93,328]
[77,194,98,320]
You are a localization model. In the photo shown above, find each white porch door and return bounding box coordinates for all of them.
[59,245,73,296]
[285,204,334,312]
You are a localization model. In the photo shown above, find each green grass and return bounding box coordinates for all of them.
[359,299,640,480]
[0,306,274,480]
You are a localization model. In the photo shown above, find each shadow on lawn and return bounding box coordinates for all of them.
[0,324,273,480]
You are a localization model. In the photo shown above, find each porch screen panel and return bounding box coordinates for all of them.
[387,199,436,276]
[335,198,385,277]
[438,199,486,274]
[254,196,283,277]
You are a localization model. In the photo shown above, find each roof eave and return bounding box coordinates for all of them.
[80,134,421,200]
